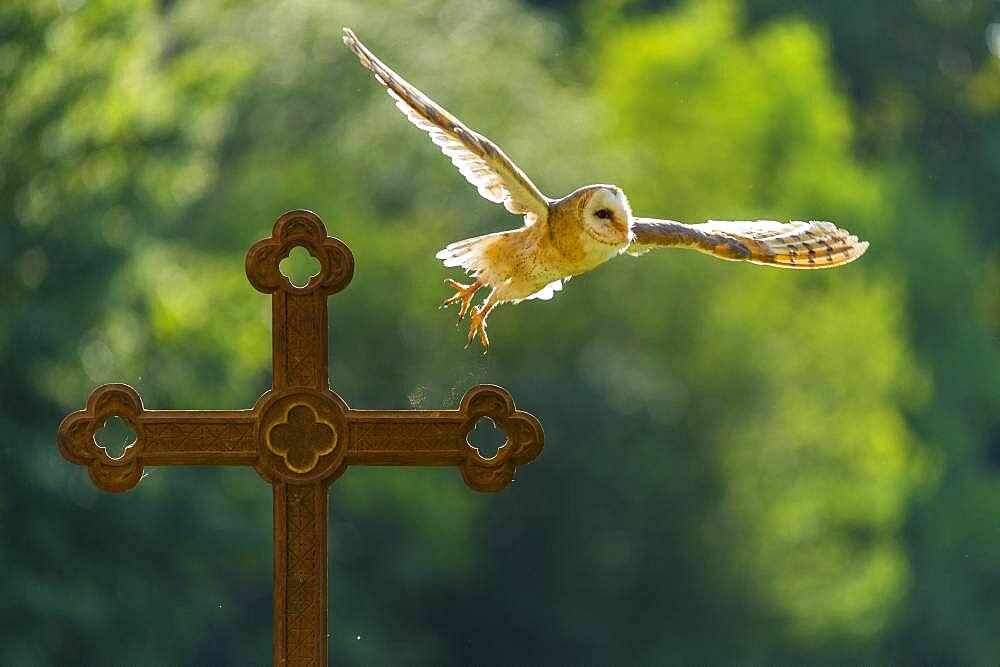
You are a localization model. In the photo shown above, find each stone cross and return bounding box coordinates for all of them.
[57,210,544,665]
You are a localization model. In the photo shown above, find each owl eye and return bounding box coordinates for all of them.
[595,208,612,219]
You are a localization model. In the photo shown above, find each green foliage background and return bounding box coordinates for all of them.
[2,0,998,663]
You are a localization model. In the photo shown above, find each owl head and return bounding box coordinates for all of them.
[572,184,633,248]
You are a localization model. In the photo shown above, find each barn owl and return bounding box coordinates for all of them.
[342,28,869,352]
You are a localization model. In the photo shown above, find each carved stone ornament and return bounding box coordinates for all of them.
[57,210,544,665]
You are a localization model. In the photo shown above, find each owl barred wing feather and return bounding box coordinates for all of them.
[627,218,869,269]
[342,28,550,223]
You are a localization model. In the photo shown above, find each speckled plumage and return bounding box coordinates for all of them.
[343,28,869,352]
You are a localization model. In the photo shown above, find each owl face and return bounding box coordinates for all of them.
[579,185,633,248]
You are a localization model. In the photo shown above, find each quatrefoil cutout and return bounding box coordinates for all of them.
[466,416,509,460]
[279,245,323,289]
[94,415,138,460]
[245,210,354,296]
[57,383,146,492]
[265,403,338,474]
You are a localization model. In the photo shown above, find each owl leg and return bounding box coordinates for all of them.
[465,293,499,354]
[440,278,483,321]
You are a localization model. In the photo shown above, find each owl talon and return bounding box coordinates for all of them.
[465,305,490,353]
[440,279,482,321]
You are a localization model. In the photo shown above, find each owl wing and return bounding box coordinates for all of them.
[342,28,550,225]
[627,218,868,269]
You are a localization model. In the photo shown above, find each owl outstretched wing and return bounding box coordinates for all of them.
[627,218,868,269]
[342,28,550,225]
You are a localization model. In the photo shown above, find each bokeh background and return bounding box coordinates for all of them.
[3,0,1000,663]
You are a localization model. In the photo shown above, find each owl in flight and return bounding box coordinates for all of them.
[342,28,868,352]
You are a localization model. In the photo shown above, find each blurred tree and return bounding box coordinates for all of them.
[579,0,923,659]
[0,0,266,663]
[551,0,1000,661]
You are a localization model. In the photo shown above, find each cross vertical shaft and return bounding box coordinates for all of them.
[251,215,345,664]
[273,291,328,389]
[274,481,328,665]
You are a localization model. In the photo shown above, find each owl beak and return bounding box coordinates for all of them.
[612,220,629,235]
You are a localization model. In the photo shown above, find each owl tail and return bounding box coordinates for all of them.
[696,220,869,269]
[435,231,509,277]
